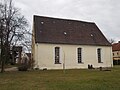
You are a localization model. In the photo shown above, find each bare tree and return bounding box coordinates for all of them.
[109,38,115,44]
[0,0,29,73]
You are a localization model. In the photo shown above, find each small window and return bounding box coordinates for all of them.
[117,52,119,55]
[55,47,60,64]
[97,48,102,63]
[78,48,82,63]
[113,53,114,56]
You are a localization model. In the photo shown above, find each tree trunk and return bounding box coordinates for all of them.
[0,38,5,73]
[1,58,5,73]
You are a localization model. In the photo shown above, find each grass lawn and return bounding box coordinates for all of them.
[0,66,120,90]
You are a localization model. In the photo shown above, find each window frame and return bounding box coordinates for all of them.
[97,48,102,63]
[77,48,83,63]
[55,47,61,64]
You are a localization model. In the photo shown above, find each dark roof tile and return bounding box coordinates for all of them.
[33,15,111,46]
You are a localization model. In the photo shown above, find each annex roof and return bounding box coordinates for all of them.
[112,41,120,51]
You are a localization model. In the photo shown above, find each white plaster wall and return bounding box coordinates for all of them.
[34,43,113,69]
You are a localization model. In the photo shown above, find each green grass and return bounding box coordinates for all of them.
[0,66,120,90]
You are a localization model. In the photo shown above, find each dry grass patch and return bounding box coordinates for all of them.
[0,66,120,90]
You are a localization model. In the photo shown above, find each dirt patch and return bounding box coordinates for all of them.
[5,67,18,72]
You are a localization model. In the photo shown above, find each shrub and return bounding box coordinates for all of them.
[18,65,28,71]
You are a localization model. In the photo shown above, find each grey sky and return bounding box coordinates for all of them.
[13,0,120,42]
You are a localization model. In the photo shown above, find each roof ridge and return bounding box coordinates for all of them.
[34,15,95,24]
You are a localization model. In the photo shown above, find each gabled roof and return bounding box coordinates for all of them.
[112,41,120,51]
[33,15,111,46]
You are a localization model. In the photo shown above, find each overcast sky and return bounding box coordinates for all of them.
[13,0,120,42]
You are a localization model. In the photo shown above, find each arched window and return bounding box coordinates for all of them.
[55,47,60,64]
[77,48,82,63]
[97,48,102,63]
